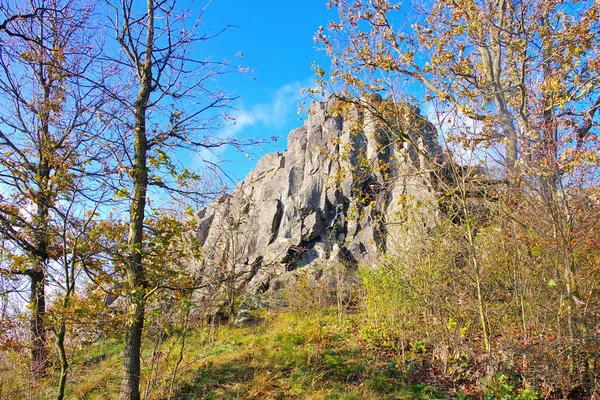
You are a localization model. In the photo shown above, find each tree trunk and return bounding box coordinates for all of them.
[120,291,145,400]
[120,119,149,400]
[120,104,150,400]
[30,269,47,377]
[120,1,153,395]
[55,326,68,400]
[31,158,50,378]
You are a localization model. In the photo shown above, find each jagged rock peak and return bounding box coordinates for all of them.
[192,96,442,300]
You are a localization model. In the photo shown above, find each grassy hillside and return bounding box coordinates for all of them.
[3,307,546,399]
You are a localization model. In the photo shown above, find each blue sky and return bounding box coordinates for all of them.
[197,0,335,182]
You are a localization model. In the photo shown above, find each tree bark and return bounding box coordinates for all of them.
[30,110,51,378]
[120,1,153,398]
[55,325,68,400]
[30,269,47,377]
[120,291,145,400]
[120,100,150,400]
[120,105,149,400]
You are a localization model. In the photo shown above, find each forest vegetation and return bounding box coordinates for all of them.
[0,0,599,399]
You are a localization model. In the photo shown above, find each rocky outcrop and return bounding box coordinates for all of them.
[191,97,444,304]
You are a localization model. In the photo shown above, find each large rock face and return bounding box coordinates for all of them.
[192,98,443,303]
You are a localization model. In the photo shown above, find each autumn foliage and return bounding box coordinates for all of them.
[311,0,600,396]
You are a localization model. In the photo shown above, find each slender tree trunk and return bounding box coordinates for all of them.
[31,156,51,378]
[120,2,153,397]
[29,9,54,372]
[55,325,68,400]
[120,104,150,400]
[30,269,47,377]
[56,273,73,400]
[467,225,490,354]
[167,307,190,400]
[120,114,149,400]
[121,291,145,400]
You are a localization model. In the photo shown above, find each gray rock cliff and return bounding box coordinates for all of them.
[191,97,444,305]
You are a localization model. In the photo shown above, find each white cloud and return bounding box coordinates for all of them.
[224,78,314,138]
[194,77,314,172]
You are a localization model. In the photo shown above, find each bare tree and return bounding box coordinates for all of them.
[0,0,111,377]
[104,0,245,398]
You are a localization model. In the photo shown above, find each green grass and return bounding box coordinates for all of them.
[165,310,453,399]
[2,307,546,399]
[8,309,525,399]
[58,309,437,399]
